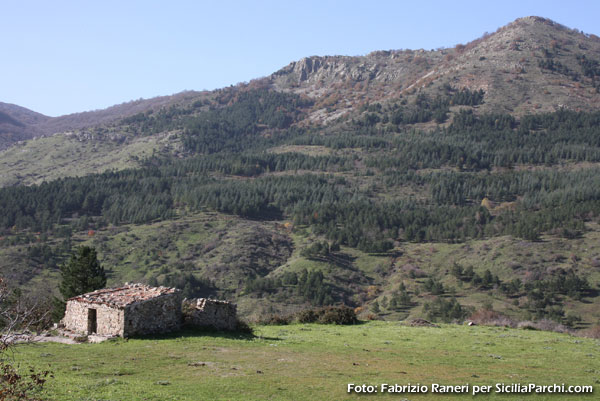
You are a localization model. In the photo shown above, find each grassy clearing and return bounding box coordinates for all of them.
[82,212,232,285]
[268,144,333,156]
[14,322,600,400]
[0,132,177,187]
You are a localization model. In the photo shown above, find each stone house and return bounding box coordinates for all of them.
[182,298,237,331]
[61,283,182,337]
[60,283,238,338]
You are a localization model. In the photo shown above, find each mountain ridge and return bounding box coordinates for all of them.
[3,15,600,149]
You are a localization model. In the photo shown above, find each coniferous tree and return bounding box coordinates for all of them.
[53,246,106,321]
[370,300,380,314]
[59,246,106,300]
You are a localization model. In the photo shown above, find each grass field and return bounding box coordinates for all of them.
[0,131,177,187]
[13,322,600,400]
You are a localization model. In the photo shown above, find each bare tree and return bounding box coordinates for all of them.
[0,278,52,400]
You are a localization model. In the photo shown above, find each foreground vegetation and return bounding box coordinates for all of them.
[13,322,600,400]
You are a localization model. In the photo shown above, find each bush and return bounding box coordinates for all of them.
[259,306,359,326]
[517,319,571,334]
[295,306,358,325]
[0,278,53,400]
[469,309,516,327]
[259,314,293,325]
[295,309,318,324]
[0,361,52,401]
[317,306,358,325]
[581,325,600,339]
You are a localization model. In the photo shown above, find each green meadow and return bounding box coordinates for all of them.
[14,322,600,400]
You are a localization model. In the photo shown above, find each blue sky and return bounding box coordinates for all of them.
[3,0,600,116]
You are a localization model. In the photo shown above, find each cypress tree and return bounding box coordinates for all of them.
[53,246,106,321]
[59,246,106,300]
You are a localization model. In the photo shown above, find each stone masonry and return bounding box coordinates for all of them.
[182,298,238,331]
[61,284,238,338]
[61,300,124,336]
[61,283,182,337]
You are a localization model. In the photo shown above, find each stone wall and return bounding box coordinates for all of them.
[61,300,124,336]
[62,290,236,338]
[123,292,182,337]
[182,298,237,331]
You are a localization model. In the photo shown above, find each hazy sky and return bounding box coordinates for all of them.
[3,0,600,116]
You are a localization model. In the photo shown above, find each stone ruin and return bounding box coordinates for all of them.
[182,298,237,331]
[60,283,237,338]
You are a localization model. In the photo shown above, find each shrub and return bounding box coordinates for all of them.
[295,306,358,325]
[469,309,516,327]
[259,306,358,325]
[317,306,358,325]
[581,325,600,339]
[295,309,318,324]
[0,278,53,400]
[260,314,293,325]
[0,361,52,401]
[517,319,571,334]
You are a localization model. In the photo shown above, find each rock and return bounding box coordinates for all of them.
[407,318,440,327]
[188,362,210,367]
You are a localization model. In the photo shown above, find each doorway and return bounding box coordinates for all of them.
[87,308,97,334]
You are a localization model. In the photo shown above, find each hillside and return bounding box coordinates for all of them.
[0,91,208,150]
[2,16,600,331]
[0,103,48,149]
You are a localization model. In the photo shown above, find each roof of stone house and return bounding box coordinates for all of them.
[69,283,180,308]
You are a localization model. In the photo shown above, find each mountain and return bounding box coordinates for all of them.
[270,17,600,121]
[4,16,600,148]
[2,16,600,328]
[4,16,599,151]
[0,91,206,150]
[4,16,600,187]
[0,103,48,149]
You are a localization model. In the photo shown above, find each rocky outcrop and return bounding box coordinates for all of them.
[270,16,600,119]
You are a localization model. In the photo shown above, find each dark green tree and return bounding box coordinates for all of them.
[370,300,381,314]
[53,246,106,321]
[59,246,106,299]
